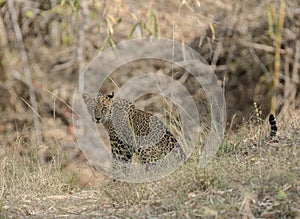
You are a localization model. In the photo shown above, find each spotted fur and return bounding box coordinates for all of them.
[82,92,185,167]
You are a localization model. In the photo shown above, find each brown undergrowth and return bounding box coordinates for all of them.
[0,109,299,218]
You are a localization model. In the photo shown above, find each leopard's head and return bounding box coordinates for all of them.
[82,92,114,123]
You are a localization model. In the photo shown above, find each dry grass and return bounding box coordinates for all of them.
[1,110,299,218]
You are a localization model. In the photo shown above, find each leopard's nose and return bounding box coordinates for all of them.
[95,118,101,123]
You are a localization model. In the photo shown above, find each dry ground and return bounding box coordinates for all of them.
[0,110,299,218]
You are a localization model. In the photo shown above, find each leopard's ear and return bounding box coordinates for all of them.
[82,93,91,103]
[107,92,114,99]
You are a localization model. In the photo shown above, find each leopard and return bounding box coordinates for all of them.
[82,92,186,170]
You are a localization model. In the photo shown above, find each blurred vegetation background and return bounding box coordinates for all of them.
[0,0,299,218]
[0,0,299,166]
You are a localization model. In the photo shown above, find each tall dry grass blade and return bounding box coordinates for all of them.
[271,0,285,115]
[126,0,142,38]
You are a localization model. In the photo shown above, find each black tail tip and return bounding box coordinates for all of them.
[269,114,275,123]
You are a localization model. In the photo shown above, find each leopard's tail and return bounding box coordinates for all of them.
[269,114,278,138]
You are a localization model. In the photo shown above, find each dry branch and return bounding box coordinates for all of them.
[7,0,42,145]
[289,40,300,110]
[239,40,292,55]
[77,0,89,93]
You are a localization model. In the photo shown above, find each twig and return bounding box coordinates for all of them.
[239,40,291,55]
[51,57,76,73]
[211,41,222,67]
[19,97,43,122]
[290,40,300,109]
[292,40,300,85]
[77,0,89,93]
[248,47,270,77]
[7,0,42,145]
[50,0,61,48]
